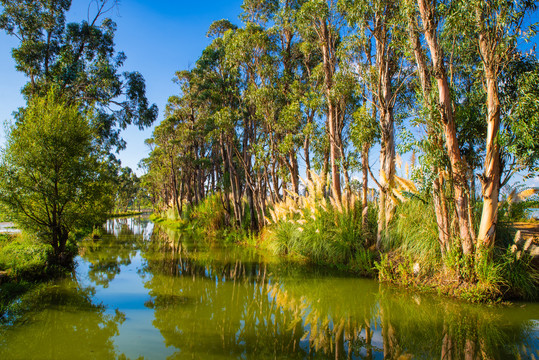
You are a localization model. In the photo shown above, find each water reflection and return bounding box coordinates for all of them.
[0,278,127,360]
[142,225,539,360]
[80,217,152,287]
[0,218,537,360]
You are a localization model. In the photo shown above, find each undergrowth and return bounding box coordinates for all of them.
[263,172,377,274]
[374,199,539,302]
[150,179,538,302]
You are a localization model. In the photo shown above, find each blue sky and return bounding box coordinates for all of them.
[0,0,244,174]
[0,0,538,188]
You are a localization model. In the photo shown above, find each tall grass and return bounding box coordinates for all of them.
[385,199,441,273]
[264,172,375,270]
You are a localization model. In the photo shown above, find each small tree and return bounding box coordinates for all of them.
[0,90,113,264]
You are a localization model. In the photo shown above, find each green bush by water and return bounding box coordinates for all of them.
[0,233,52,280]
[265,195,377,272]
[152,194,249,244]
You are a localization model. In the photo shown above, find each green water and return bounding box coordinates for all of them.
[1,217,538,360]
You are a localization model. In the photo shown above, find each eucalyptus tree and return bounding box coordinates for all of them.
[395,0,476,255]
[339,24,380,234]
[404,0,454,255]
[297,0,346,201]
[143,118,182,215]
[471,0,538,249]
[350,104,379,236]
[343,0,412,246]
[0,0,157,151]
[196,25,246,227]
[264,0,307,196]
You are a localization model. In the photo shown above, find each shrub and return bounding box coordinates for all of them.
[0,233,53,280]
[499,248,539,300]
[265,172,371,267]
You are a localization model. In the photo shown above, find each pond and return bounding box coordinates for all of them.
[0,216,538,359]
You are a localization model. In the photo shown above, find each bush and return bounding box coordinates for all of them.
[0,233,53,280]
[264,173,373,268]
[499,248,539,300]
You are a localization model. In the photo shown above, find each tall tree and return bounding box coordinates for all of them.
[414,0,475,254]
[473,0,537,249]
[297,0,345,201]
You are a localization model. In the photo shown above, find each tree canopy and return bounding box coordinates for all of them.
[0,89,114,262]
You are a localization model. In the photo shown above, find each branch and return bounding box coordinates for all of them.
[367,163,382,190]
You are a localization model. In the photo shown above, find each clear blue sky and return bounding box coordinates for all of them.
[0,0,244,174]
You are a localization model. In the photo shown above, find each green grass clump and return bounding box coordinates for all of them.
[265,193,374,270]
[0,233,53,280]
[386,199,441,273]
[498,249,539,300]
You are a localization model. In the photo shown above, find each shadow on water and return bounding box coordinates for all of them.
[0,217,537,360]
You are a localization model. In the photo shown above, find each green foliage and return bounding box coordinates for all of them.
[265,193,374,269]
[187,193,228,236]
[0,0,157,151]
[0,233,52,279]
[387,199,440,272]
[114,166,143,212]
[349,247,376,276]
[0,90,114,262]
[499,249,539,301]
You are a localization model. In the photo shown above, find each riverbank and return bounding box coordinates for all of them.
[0,232,72,317]
[109,210,152,218]
[151,197,539,303]
[0,214,151,318]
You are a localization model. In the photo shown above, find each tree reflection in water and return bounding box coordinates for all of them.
[0,278,128,360]
[2,219,534,360]
[80,217,151,287]
[143,225,538,360]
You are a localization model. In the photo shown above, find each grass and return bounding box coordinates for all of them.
[151,193,249,244]
[109,210,150,218]
[263,172,376,273]
[370,198,539,302]
[0,233,53,280]
[148,175,538,303]
[386,199,441,273]
[0,232,75,319]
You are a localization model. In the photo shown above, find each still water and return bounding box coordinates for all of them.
[1,217,538,359]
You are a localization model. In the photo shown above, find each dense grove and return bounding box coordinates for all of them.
[144,0,539,301]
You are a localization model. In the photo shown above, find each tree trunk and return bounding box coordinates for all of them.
[320,21,341,201]
[417,0,474,255]
[433,173,451,255]
[477,62,502,249]
[377,107,395,247]
[361,142,370,240]
[408,12,451,254]
[372,11,397,248]
[170,156,182,218]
